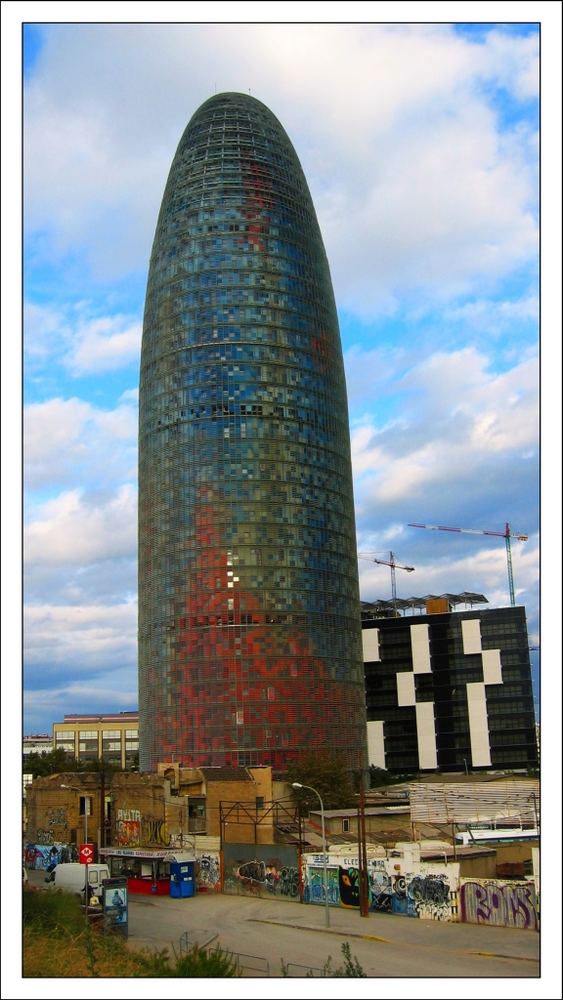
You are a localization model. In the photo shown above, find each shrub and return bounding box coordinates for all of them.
[139,944,241,977]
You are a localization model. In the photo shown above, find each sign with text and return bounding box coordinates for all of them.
[79,844,95,865]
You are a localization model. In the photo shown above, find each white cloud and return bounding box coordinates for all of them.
[24,301,69,361]
[24,23,539,313]
[24,395,137,490]
[24,485,137,566]
[24,601,137,664]
[25,301,142,375]
[358,536,539,612]
[65,315,142,375]
[444,293,539,333]
[350,347,538,524]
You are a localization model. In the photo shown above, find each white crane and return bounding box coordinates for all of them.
[358,551,415,615]
[408,521,528,607]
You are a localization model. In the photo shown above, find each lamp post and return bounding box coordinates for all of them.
[61,784,90,907]
[292,782,330,927]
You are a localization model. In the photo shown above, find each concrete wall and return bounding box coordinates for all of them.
[25,775,101,847]
[302,851,460,921]
[459,878,538,931]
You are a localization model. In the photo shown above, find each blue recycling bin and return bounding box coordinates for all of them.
[170,861,195,898]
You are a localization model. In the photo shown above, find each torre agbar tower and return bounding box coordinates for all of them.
[139,93,368,776]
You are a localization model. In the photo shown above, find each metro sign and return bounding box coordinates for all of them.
[79,844,95,865]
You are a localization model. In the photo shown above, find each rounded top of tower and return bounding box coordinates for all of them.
[185,91,287,136]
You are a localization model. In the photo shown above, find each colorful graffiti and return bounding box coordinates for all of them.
[114,810,171,848]
[229,859,300,898]
[301,855,457,921]
[339,866,360,907]
[369,867,393,912]
[303,866,340,905]
[459,880,538,931]
[24,843,78,870]
[406,874,452,921]
[197,853,221,893]
[115,809,142,846]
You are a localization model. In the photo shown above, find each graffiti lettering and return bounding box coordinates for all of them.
[141,818,171,847]
[35,829,55,846]
[117,808,141,822]
[115,819,141,847]
[460,881,538,931]
[229,859,300,899]
[46,807,67,828]
[279,866,299,898]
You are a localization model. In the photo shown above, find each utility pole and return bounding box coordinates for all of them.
[357,781,369,917]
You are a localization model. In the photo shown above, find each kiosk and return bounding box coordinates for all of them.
[100,848,196,896]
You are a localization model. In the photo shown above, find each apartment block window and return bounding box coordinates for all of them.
[102,729,121,764]
[55,733,76,756]
[78,730,99,759]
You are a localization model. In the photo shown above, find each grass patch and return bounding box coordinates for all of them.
[23,887,239,978]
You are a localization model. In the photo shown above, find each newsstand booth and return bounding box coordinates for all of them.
[100,848,196,897]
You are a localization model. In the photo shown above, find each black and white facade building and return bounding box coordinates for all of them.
[362,600,538,774]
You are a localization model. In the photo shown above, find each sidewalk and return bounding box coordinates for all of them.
[128,888,540,966]
[252,904,539,963]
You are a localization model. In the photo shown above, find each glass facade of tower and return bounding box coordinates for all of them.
[139,93,368,776]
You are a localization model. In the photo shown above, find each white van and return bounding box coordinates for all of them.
[48,863,110,898]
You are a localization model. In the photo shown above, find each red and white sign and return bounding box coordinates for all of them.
[79,844,95,865]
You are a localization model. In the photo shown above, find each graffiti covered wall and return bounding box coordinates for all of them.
[302,853,459,921]
[24,843,78,870]
[196,852,221,893]
[223,844,299,900]
[459,879,538,931]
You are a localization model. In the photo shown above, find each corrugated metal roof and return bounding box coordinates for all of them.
[409,779,539,824]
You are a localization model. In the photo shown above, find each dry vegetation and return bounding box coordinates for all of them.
[22,886,239,978]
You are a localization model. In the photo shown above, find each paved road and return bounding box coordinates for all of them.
[126,887,540,979]
[25,869,540,978]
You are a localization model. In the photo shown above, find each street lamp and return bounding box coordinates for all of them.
[292,782,330,927]
[61,784,90,907]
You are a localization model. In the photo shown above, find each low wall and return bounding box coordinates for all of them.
[302,853,460,921]
[459,878,539,931]
[24,843,78,869]
[223,844,300,899]
[195,851,221,893]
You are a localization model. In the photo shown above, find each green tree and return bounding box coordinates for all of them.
[369,765,418,787]
[23,749,78,778]
[287,750,356,810]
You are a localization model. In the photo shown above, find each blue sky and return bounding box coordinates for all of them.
[10,14,555,736]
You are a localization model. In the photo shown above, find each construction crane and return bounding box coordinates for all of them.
[358,551,415,615]
[408,521,528,607]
